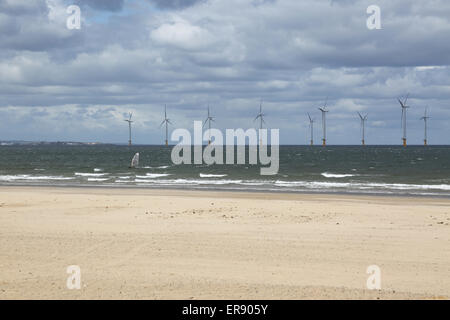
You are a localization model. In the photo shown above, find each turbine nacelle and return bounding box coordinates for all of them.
[124,112,133,123]
[420,107,430,120]
[357,112,368,121]
[254,100,266,128]
[160,118,172,127]
[254,114,266,123]
[203,106,215,128]
[160,105,172,127]
[398,93,410,108]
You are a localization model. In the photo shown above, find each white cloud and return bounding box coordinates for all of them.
[151,18,214,50]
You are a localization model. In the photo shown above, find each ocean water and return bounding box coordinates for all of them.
[1,145,450,196]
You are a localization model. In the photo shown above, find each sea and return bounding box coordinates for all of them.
[1,144,450,197]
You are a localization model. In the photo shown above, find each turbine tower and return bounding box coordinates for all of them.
[420,107,430,146]
[318,97,329,147]
[398,93,410,147]
[203,106,215,145]
[254,100,266,145]
[160,105,172,146]
[357,112,368,146]
[124,112,133,146]
[307,112,314,146]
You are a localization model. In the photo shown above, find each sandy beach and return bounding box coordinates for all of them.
[0,186,449,300]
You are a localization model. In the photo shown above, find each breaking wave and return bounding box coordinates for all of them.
[199,173,228,178]
[321,172,356,178]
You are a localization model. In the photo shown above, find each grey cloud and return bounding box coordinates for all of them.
[73,0,124,11]
[1,0,450,144]
[149,0,206,10]
[0,0,48,14]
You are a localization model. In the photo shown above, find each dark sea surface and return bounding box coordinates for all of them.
[1,145,450,196]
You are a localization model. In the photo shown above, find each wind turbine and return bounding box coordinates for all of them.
[124,112,133,146]
[420,107,430,146]
[203,106,215,145]
[160,105,172,146]
[307,112,314,146]
[254,100,266,145]
[318,97,329,146]
[357,112,368,146]
[398,93,410,147]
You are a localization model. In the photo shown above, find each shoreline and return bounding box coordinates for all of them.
[1,183,450,200]
[1,185,449,299]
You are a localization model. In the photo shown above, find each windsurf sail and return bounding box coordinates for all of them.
[130,153,139,168]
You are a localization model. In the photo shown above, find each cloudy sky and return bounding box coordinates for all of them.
[1,0,449,144]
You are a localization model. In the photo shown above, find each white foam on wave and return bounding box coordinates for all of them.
[321,172,356,178]
[135,178,243,185]
[94,168,103,172]
[199,173,228,178]
[0,175,74,181]
[87,178,109,182]
[369,182,450,191]
[75,172,107,177]
[106,176,450,193]
[135,173,172,179]
[275,180,348,188]
[143,166,171,169]
[275,180,450,191]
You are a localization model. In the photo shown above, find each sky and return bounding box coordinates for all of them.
[0,0,449,145]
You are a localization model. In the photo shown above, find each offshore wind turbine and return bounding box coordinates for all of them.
[420,107,430,146]
[307,112,314,146]
[160,105,172,146]
[254,100,266,145]
[318,97,329,146]
[398,93,410,147]
[124,112,133,146]
[203,106,214,145]
[357,112,368,146]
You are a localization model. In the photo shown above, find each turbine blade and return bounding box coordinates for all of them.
[404,93,409,105]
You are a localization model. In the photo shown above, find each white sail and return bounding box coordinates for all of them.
[130,153,139,168]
